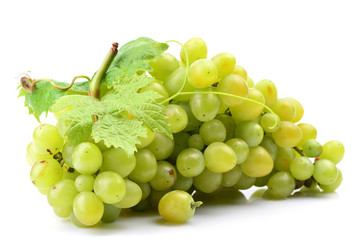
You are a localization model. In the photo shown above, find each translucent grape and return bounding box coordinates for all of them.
[225,138,249,164]
[319,169,342,192]
[193,168,222,193]
[70,210,90,228]
[190,87,221,122]
[101,148,136,177]
[73,192,104,226]
[163,67,195,102]
[232,65,247,80]
[30,159,63,189]
[288,97,304,123]
[216,74,249,106]
[148,53,179,81]
[230,88,265,121]
[75,174,94,192]
[241,146,273,177]
[33,124,63,155]
[235,121,264,147]
[199,119,226,145]
[254,79,278,107]
[320,140,345,164]
[139,80,169,104]
[259,136,278,161]
[72,142,102,175]
[215,114,236,141]
[164,104,188,133]
[101,203,121,223]
[150,161,177,191]
[53,207,71,218]
[211,52,236,78]
[177,101,202,132]
[136,126,156,149]
[129,149,157,183]
[169,132,190,162]
[188,59,218,88]
[296,123,317,149]
[62,142,76,168]
[313,159,338,185]
[302,139,322,157]
[290,156,314,181]
[267,171,296,199]
[149,189,171,208]
[93,171,126,204]
[47,179,78,209]
[260,113,280,133]
[246,76,254,88]
[113,179,142,208]
[233,172,256,190]
[172,170,193,191]
[204,142,237,173]
[271,98,296,122]
[137,182,151,200]
[221,165,242,187]
[180,37,207,65]
[188,134,205,151]
[26,142,52,166]
[176,148,205,177]
[274,147,295,171]
[272,121,302,148]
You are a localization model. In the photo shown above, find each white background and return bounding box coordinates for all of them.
[1,0,359,239]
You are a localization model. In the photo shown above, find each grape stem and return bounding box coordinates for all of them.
[293,146,305,156]
[191,201,203,209]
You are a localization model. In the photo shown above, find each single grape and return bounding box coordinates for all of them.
[272,121,302,148]
[271,98,296,122]
[150,161,177,191]
[190,87,221,122]
[254,170,276,187]
[172,169,193,192]
[132,199,150,212]
[149,189,172,208]
[176,148,205,177]
[75,174,94,192]
[232,65,247,80]
[211,52,236,78]
[230,88,265,121]
[240,146,273,177]
[313,159,338,185]
[169,132,190,162]
[26,142,52,166]
[164,104,188,133]
[188,59,218,88]
[33,124,63,155]
[235,121,264,147]
[246,76,254,88]
[136,126,156,149]
[274,147,295,171]
[146,133,175,160]
[302,139,322,157]
[62,142,76,168]
[47,179,79,209]
[204,142,237,173]
[267,171,296,199]
[93,171,126,204]
[260,113,280,133]
[288,97,304,123]
[73,192,104,226]
[72,142,102,175]
[290,156,314,181]
[113,179,142,208]
[129,148,157,183]
[137,182,151,200]
[254,79,278,107]
[177,101,202,132]
[193,168,222,193]
[148,53,179,81]
[216,74,249,106]
[101,147,136,177]
[53,207,71,218]
[163,67,195,102]
[296,123,317,149]
[233,172,256,190]
[199,119,226,145]
[30,159,63,189]
[101,203,121,223]
[188,134,205,151]
[319,169,343,192]
[215,114,236,141]
[320,140,345,164]
[222,165,242,187]
[70,210,90,228]
[259,136,278,161]
[225,138,249,164]
[180,37,207,65]
[139,80,169,104]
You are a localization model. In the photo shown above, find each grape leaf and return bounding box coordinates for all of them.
[104,37,168,86]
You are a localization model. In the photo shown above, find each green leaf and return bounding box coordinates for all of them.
[105,37,168,86]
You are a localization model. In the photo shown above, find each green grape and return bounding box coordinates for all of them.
[70,210,90,228]
[188,134,205,151]
[137,182,151,200]
[180,37,207,65]
[303,139,322,157]
[233,172,256,190]
[288,97,304,123]
[188,59,218,88]
[190,87,221,122]
[148,53,179,81]
[163,67,195,102]
[211,52,236,78]
[150,161,177,191]
[139,80,169,104]
[271,98,296,122]
[254,170,276,187]
[218,101,229,114]
[272,121,302,148]
[33,124,63,155]
[254,79,278,107]
[113,179,142,208]
[94,139,111,152]
[232,65,247,80]
[136,126,156,149]
[235,121,264,147]
[62,142,75,168]
[204,142,237,173]
[101,203,121,223]
[129,148,157,183]
[62,164,80,180]
[215,114,236,141]
[37,187,50,195]
[47,179,78,208]
[75,174,94,192]
[146,133,174,160]
[149,189,171,208]
[26,142,52,166]
[246,76,254,88]
[319,169,342,192]
[172,169,193,191]
[30,159,63,189]
[199,119,226,145]
[53,207,71,218]
[72,142,102,175]
[241,146,273,177]
[320,140,345,164]
[169,132,190,162]
[230,88,265,121]
[216,74,249,106]
[221,165,242,187]
[260,113,280,133]
[225,138,249,164]
[290,156,314,181]
[93,171,126,204]
[313,159,338,185]
[101,148,136,178]
[164,104,188,133]
[267,171,296,199]
[296,123,317,149]
[176,148,205,177]
[158,190,202,223]
[259,136,278,161]
[132,199,150,212]
[73,192,104,226]
[193,168,222,193]
[177,101,201,132]
[274,147,295,171]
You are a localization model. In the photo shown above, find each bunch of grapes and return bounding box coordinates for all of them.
[26,37,344,227]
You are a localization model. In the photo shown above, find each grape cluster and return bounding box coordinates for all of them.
[26,37,345,227]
